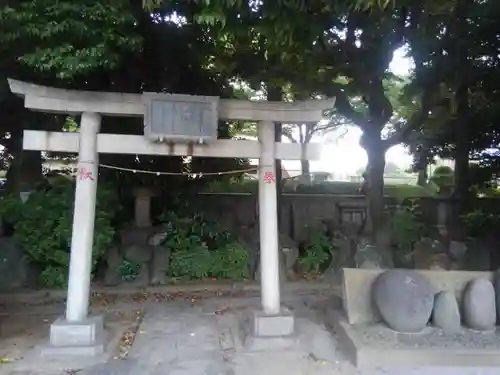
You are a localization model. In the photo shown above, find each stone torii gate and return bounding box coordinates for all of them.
[8,78,333,355]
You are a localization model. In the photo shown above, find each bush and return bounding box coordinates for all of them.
[462,209,500,238]
[389,201,426,256]
[205,179,258,193]
[0,180,119,288]
[298,225,334,274]
[430,166,454,193]
[205,179,435,198]
[117,260,142,282]
[212,242,249,279]
[160,211,249,280]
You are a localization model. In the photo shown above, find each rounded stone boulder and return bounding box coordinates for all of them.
[372,269,434,333]
[463,278,496,331]
[432,291,461,334]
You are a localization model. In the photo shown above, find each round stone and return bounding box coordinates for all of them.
[372,269,434,333]
[432,291,461,334]
[463,278,496,331]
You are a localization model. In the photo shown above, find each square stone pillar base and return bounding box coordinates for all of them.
[244,308,297,351]
[41,315,105,357]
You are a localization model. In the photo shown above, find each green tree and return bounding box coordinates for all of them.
[0,0,141,80]
[0,0,251,196]
[406,0,500,202]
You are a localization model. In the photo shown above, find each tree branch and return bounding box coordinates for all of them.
[309,121,349,138]
[385,86,434,148]
[366,79,393,126]
[328,84,368,126]
[283,131,297,143]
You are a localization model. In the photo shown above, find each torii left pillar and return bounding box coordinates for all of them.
[44,112,105,357]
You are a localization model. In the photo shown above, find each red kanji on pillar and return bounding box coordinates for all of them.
[263,171,275,184]
[78,167,94,181]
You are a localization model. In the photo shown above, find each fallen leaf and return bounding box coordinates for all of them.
[62,369,81,374]
[214,306,231,315]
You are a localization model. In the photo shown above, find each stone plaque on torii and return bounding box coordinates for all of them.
[8,78,334,355]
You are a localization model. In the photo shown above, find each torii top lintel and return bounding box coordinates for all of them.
[8,79,335,124]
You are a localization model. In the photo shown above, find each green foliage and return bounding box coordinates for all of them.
[212,242,249,279]
[430,166,455,194]
[389,202,426,255]
[0,193,24,224]
[205,179,435,198]
[462,209,500,238]
[41,265,69,289]
[160,211,248,280]
[170,247,214,280]
[117,260,142,282]
[0,180,119,288]
[0,0,141,79]
[206,179,258,193]
[298,225,333,274]
[432,166,454,179]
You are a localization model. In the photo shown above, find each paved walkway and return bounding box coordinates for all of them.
[123,304,230,375]
[1,294,500,375]
[73,298,351,375]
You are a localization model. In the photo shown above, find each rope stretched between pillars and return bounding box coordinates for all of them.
[98,163,260,176]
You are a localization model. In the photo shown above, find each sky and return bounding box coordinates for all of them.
[282,47,414,177]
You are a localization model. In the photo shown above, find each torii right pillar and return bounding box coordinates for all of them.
[249,120,295,348]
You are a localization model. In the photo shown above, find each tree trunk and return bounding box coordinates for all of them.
[451,84,470,242]
[449,0,470,242]
[452,0,470,203]
[416,149,429,186]
[300,159,310,176]
[453,87,470,201]
[362,132,387,246]
[417,170,428,187]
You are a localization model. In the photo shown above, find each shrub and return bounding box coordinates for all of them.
[117,260,142,282]
[0,180,119,288]
[462,209,500,238]
[160,211,249,280]
[298,225,334,274]
[212,242,249,279]
[205,179,435,198]
[430,166,454,193]
[389,201,426,256]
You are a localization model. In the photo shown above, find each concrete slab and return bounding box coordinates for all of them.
[41,315,105,357]
[240,308,298,351]
[243,335,299,352]
[329,309,500,368]
[40,342,105,358]
[50,315,104,346]
[252,308,295,337]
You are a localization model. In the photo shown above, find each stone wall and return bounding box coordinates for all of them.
[3,192,500,292]
[191,193,500,242]
[191,193,386,242]
[418,196,500,227]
